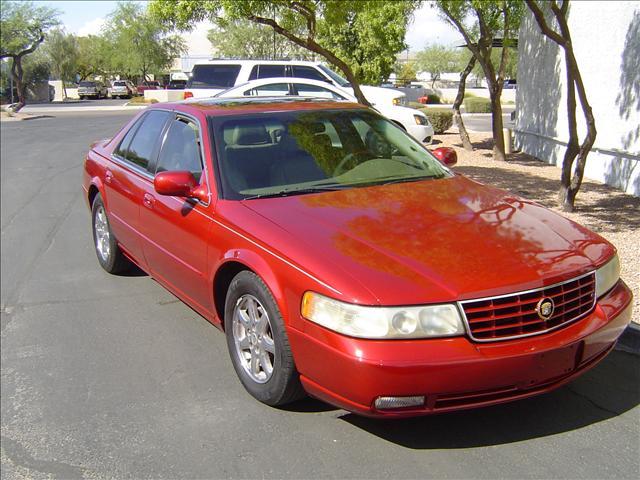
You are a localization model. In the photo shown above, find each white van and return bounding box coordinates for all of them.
[183,60,405,107]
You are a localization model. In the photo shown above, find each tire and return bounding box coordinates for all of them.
[224,271,305,406]
[91,193,131,274]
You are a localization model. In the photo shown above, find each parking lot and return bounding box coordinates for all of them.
[1,112,639,479]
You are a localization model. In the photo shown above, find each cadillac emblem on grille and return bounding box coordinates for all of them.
[536,297,555,320]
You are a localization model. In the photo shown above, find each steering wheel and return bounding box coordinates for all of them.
[333,151,367,176]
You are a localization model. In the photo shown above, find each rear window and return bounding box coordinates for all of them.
[188,65,241,88]
[113,81,126,86]
[79,81,96,87]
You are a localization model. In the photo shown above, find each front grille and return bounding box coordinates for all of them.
[461,273,596,342]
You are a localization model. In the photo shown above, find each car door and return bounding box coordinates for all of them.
[139,113,213,313]
[106,110,172,267]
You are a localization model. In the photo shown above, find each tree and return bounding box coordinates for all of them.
[207,18,313,60]
[318,0,416,85]
[103,2,185,83]
[416,43,461,89]
[76,35,111,81]
[435,0,523,161]
[525,0,596,212]
[395,61,417,85]
[0,0,59,110]
[453,55,476,150]
[150,0,419,105]
[43,29,79,98]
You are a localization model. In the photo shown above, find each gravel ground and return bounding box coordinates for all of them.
[434,131,639,324]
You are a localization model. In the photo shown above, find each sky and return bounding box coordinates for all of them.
[39,0,463,56]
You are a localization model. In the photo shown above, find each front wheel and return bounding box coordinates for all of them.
[224,271,305,406]
[91,193,131,274]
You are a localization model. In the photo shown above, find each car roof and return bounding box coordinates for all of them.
[216,77,356,99]
[150,96,366,117]
[191,59,321,67]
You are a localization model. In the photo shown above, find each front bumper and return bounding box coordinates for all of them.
[406,124,435,144]
[288,280,632,418]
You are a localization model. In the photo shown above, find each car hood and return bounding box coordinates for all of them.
[243,175,613,305]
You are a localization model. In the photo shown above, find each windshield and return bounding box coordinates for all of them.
[317,64,349,87]
[212,109,451,200]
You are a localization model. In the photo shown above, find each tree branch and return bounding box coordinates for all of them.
[524,0,566,45]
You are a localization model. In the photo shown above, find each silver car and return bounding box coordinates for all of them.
[111,80,137,99]
[78,81,108,100]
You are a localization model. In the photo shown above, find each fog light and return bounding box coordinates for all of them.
[374,395,425,410]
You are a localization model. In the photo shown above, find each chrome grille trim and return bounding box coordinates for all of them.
[458,271,597,343]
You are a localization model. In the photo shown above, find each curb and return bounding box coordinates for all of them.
[20,105,146,113]
[615,322,640,355]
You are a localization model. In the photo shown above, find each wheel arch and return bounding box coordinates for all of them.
[213,251,287,330]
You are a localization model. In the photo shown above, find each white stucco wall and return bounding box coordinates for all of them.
[514,1,640,196]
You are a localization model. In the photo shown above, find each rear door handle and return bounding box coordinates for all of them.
[143,193,155,209]
[105,170,113,184]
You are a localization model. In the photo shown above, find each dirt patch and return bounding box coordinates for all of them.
[436,132,639,324]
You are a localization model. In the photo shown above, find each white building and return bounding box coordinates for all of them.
[514,1,639,196]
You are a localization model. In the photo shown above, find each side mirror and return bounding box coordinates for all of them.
[154,171,208,203]
[431,147,457,167]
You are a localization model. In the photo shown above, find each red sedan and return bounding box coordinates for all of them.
[82,97,632,417]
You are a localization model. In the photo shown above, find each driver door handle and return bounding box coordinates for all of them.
[143,193,155,209]
[105,170,113,184]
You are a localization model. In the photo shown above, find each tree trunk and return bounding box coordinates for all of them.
[11,56,26,112]
[453,56,476,151]
[62,80,67,100]
[488,82,506,161]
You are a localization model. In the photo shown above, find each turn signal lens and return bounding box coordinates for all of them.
[183,91,193,99]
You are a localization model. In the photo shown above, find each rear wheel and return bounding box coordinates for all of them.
[224,271,305,406]
[91,193,131,274]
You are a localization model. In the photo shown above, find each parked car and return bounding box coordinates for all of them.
[167,79,187,90]
[215,78,434,143]
[137,81,162,94]
[111,80,137,99]
[82,97,632,418]
[183,59,406,107]
[78,81,108,99]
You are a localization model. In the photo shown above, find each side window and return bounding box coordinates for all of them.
[249,64,286,80]
[294,83,345,100]
[118,110,171,170]
[244,83,290,97]
[291,66,327,82]
[156,117,203,183]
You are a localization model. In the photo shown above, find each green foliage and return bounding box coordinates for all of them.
[150,0,420,97]
[407,101,423,109]
[421,108,453,133]
[464,96,491,113]
[416,44,463,87]
[43,29,78,83]
[395,61,417,85]
[208,18,312,59]
[76,35,111,80]
[103,2,185,81]
[0,0,60,57]
[318,0,416,84]
[426,93,441,104]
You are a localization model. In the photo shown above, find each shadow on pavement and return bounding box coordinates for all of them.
[337,350,639,449]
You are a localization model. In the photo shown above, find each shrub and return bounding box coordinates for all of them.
[129,96,158,104]
[464,97,492,113]
[407,101,423,110]
[422,108,453,134]
[425,93,441,104]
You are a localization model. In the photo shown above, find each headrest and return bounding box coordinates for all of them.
[231,123,271,145]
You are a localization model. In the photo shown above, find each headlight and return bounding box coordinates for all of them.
[392,97,406,106]
[301,292,465,339]
[595,254,620,298]
[414,114,428,125]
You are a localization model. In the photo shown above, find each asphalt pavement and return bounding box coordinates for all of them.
[1,112,639,479]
